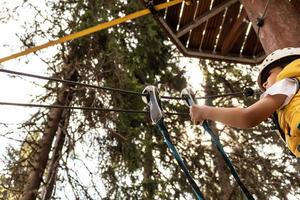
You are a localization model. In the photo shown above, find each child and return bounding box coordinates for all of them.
[190,47,300,158]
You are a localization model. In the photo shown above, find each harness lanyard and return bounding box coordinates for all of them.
[202,122,254,200]
[142,86,205,200]
[181,88,254,200]
[157,119,205,200]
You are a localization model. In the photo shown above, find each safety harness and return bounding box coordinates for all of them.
[142,86,254,200]
[271,77,300,157]
[142,86,205,200]
[181,88,254,200]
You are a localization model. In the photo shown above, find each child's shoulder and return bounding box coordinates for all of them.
[261,78,299,109]
[277,59,300,80]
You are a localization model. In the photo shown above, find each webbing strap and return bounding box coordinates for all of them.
[202,121,255,200]
[181,88,254,200]
[156,119,205,200]
[0,0,184,63]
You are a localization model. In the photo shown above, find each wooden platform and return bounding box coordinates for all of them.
[143,0,300,64]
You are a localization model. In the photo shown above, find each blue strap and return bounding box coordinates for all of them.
[156,119,205,200]
[202,121,255,200]
[182,91,254,200]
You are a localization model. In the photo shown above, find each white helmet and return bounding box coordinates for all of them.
[257,47,300,91]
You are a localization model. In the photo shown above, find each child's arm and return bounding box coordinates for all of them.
[190,94,287,128]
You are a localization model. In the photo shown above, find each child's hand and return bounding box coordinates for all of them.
[189,105,206,125]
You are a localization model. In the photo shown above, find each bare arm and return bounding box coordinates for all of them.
[190,94,287,128]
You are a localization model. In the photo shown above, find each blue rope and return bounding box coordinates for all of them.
[184,95,254,199]
[156,119,205,200]
[202,121,255,200]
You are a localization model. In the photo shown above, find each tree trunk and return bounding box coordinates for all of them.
[240,0,300,54]
[20,65,77,200]
[41,118,69,200]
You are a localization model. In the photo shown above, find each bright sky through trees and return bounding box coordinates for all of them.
[0,1,202,183]
[2,1,299,199]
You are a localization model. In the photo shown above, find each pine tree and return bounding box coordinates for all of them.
[1,0,299,199]
[0,0,189,199]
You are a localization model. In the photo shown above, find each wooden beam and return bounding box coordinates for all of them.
[184,49,265,64]
[176,0,239,38]
[221,9,248,55]
[240,0,300,54]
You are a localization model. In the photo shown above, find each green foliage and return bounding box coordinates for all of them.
[0,132,40,200]
[2,0,299,200]
[1,0,188,199]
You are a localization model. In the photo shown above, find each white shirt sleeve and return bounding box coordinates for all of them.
[260,78,299,109]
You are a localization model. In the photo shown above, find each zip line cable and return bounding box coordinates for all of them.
[0,68,254,100]
[0,0,186,63]
[0,68,143,96]
[0,101,188,116]
[160,91,245,100]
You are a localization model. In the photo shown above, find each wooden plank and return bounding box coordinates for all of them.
[177,3,198,46]
[242,28,264,56]
[165,1,183,32]
[215,1,240,52]
[176,0,238,38]
[200,0,225,51]
[221,9,248,55]
[187,0,211,49]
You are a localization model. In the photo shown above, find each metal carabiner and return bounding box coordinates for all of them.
[180,87,197,107]
[142,85,164,124]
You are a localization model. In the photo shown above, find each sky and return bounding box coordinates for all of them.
[0,1,50,124]
[0,1,56,164]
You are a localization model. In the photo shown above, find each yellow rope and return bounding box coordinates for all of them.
[0,0,186,63]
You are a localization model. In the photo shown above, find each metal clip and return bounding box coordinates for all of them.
[243,87,254,97]
[142,85,164,124]
[180,87,197,107]
[145,0,158,15]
